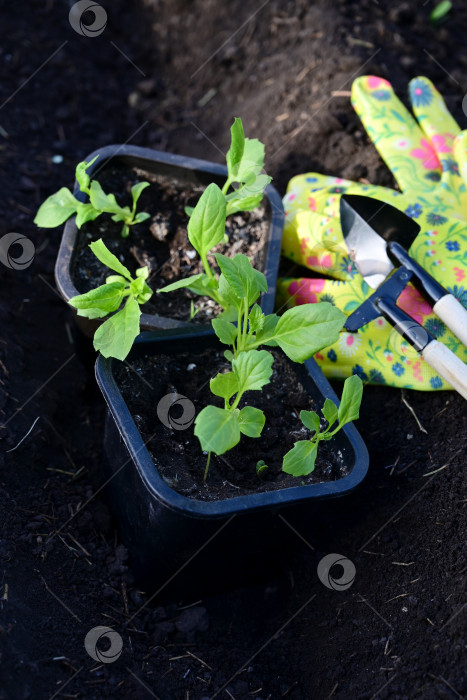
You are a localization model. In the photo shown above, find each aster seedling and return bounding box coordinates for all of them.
[34,155,150,238]
[192,253,347,479]
[282,374,363,477]
[184,117,272,219]
[68,239,153,360]
[160,119,272,316]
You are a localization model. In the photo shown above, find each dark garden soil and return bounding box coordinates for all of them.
[0,1,466,699]
[71,165,268,323]
[115,348,347,501]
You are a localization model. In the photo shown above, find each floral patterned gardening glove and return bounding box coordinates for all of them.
[277,76,467,390]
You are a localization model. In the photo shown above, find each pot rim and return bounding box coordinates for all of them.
[95,326,370,519]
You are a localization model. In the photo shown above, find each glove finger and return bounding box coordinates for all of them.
[408,77,460,163]
[281,210,357,279]
[409,212,467,294]
[284,173,406,220]
[309,183,408,218]
[352,76,442,194]
[453,130,467,182]
[283,173,356,217]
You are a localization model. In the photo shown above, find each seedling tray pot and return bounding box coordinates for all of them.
[55,144,284,339]
[95,327,369,600]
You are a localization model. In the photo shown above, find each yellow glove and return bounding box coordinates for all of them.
[278,76,467,390]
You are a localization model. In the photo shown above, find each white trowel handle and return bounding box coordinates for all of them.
[433,294,467,348]
[422,340,467,400]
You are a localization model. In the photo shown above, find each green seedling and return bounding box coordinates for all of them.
[192,252,346,479]
[68,239,153,360]
[189,300,200,322]
[159,119,271,316]
[222,117,272,216]
[430,1,452,22]
[282,375,363,477]
[157,182,231,312]
[256,460,269,476]
[34,156,150,238]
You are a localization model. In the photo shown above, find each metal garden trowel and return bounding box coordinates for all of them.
[340,194,467,399]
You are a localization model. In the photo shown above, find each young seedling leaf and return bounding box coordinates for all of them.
[321,398,338,428]
[184,205,194,217]
[430,0,452,22]
[194,405,240,455]
[299,410,320,434]
[218,273,242,311]
[131,181,150,208]
[283,440,319,476]
[187,183,226,259]
[106,274,128,284]
[69,281,126,319]
[248,304,264,333]
[93,296,141,361]
[135,280,153,305]
[232,349,273,394]
[212,318,238,346]
[238,406,265,438]
[256,460,269,475]
[33,187,78,227]
[89,239,133,281]
[236,138,265,182]
[226,117,245,178]
[264,303,346,363]
[75,202,101,228]
[226,193,264,216]
[215,253,267,307]
[75,155,99,193]
[337,375,363,427]
[134,211,151,224]
[89,180,120,213]
[210,371,238,401]
[255,313,279,346]
[158,273,209,296]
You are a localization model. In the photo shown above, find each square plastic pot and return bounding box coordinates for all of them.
[55,144,284,338]
[95,327,369,600]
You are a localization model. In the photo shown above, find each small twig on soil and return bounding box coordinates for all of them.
[67,533,91,558]
[423,448,463,476]
[384,592,408,604]
[401,393,427,434]
[428,675,464,700]
[5,416,40,453]
[331,90,351,97]
[186,650,212,669]
[326,683,338,698]
[397,460,417,475]
[392,561,414,566]
[178,600,203,610]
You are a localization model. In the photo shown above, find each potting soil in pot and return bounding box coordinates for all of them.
[70,164,268,324]
[115,347,349,501]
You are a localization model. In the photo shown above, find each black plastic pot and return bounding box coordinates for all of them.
[55,144,284,339]
[95,327,369,600]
